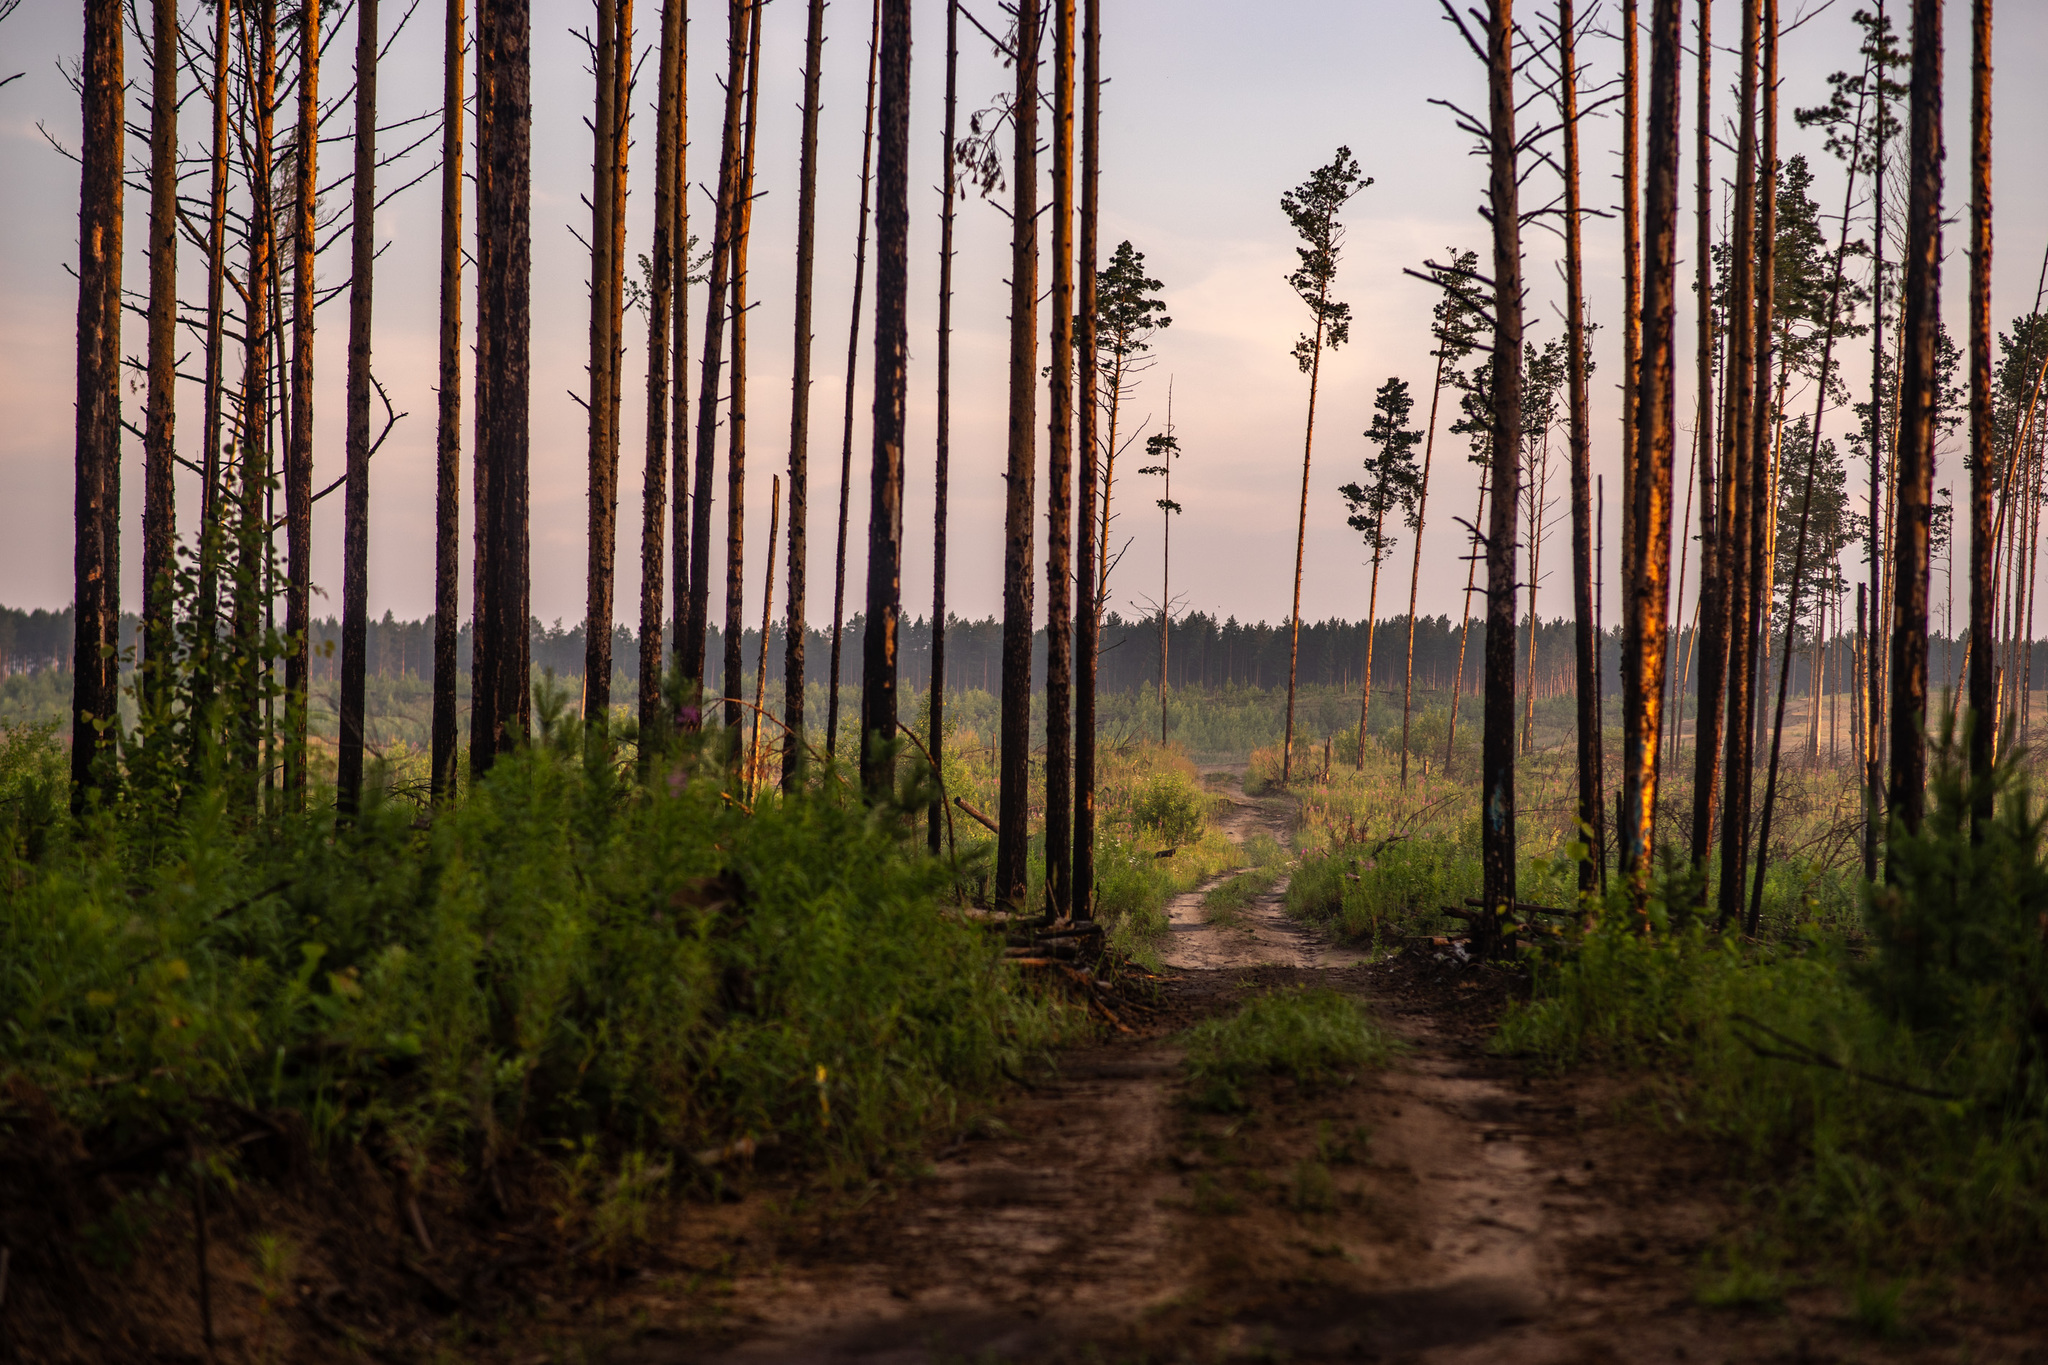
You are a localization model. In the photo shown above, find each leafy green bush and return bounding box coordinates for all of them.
[1182,988,1395,1111]
[1130,770,1209,845]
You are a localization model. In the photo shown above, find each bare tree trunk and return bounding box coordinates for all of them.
[779,0,824,789]
[432,0,468,801]
[827,0,882,756]
[1045,0,1076,913]
[996,0,1042,904]
[1481,0,1525,955]
[1714,0,1761,926]
[195,0,236,723]
[1071,0,1099,905]
[684,0,749,709]
[73,0,124,807]
[1864,4,1889,884]
[338,0,380,816]
[470,0,534,779]
[142,0,179,704]
[1446,479,1487,772]
[285,0,320,806]
[1360,539,1384,760]
[1283,294,1329,785]
[724,0,763,737]
[860,0,911,799]
[1687,0,1722,887]
[749,476,780,791]
[1889,0,1943,836]
[1966,0,1993,814]
[231,0,278,797]
[641,0,683,765]
[669,0,691,695]
[584,0,627,736]
[1562,0,1601,891]
[1399,346,1447,787]
[931,0,960,838]
[1621,0,1641,638]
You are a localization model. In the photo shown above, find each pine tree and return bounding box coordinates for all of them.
[338,0,381,816]
[1339,378,1423,767]
[1071,0,1102,908]
[141,0,179,703]
[432,0,468,801]
[285,0,321,807]
[1044,0,1077,912]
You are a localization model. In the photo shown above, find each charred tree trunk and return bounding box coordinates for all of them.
[142,0,179,702]
[1560,0,1604,893]
[338,0,380,816]
[640,0,684,764]
[73,0,124,807]
[1864,5,1889,883]
[1890,0,1943,836]
[1045,0,1076,913]
[583,0,628,737]
[932,0,961,840]
[195,0,236,725]
[470,0,534,778]
[1480,0,1525,955]
[669,0,691,696]
[781,0,825,790]
[724,0,764,738]
[1623,0,1682,904]
[1966,0,1993,816]
[285,0,320,806]
[827,0,882,756]
[860,0,911,799]
[996,0,1042,906]
[231,0,278,796]
[684,0,749,709]
[432,0,467,801]
[1071,0,1099,902]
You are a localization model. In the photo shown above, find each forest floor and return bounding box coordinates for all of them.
[28,773,2048,1364]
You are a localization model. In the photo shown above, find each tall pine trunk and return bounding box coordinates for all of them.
[432,0,467,801]
[1282,290,1330,785]
[826,0,882,755]
[1398,352,1446,787]
[142,0,179,701]
[860,0,911,798]
[338,0,380,816]
[684,0,750,708]
[583,0,629,735]
[996,0,1043,905]
[1045,0,1077,912]
[285,0,320,806]
[640,0,684,762]
[724,0,764,736]
[669,1,691,694]
[471,0,534,778]
[932,0,961,838]
[1560,0,1603,893]
[1480,0,1525,955]
[1965,0,1993,813]
[1445,479,1487,771]
[195,0,236,718]
[1623,0,1682,904]
[1688,0,1723,889]
[1071,0,1100,903]
[1890,0,1943,835]
[781,0,824,789]
[73,0,124,807]
[231,0,278,797]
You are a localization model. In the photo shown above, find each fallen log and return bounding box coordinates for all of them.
[953,797,999,834]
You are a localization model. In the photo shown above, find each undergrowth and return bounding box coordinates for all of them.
[1182,988,1397,1112]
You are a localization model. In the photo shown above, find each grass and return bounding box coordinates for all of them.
[1181,988,1397,1113]
[1202,867,1279,926]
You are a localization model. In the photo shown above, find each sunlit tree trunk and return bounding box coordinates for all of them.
[470,0,534,778]
[997,0,1043,905]
[669,1,691,695]
[338,0,381,816]
[142,0,179,703]
[826,0,882,756]
[1044,0,1077,912]
[432,0,467,801]
[1480,0,1525,955]
[860,0,911,799]
[1071,0,1099,904]
[72,0,124,807]
[1889,0,1944,836]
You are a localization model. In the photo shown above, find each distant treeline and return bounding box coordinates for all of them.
[0,602,2010,701]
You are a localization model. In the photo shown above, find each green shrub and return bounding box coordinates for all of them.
[1182,988,1395,1111]
[1131,771,1208,846]
[1286,830,1480,945]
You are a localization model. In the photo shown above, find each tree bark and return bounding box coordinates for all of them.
[432,0,468,801]
[1889,0,1943,837]
[684,0,750,709]
[996,0,1042,906]
[470,0,534,779]
[724,0,763,737]
[1561,0,1603,893]
[669,0,691,697]
[195,0,236,712]
[641,0,683,765]
[782,0,825,790]
[584,0,627,736]
[1481,0,1525,955]
[1044,0,1076,912]
[1966,0,1993,817]
[1446,479,1487,772]
[285,0,320,806]
[749,476,780,790]
[860,0,911,799]
[931,0,961,840]
[338,0,380,816]
[1688,0,1723,890]
[231,0,278,797]
[827,0,882,756]
[73,0,124,807]
[1623,0,1681,905]
[1072,0,1099,902]
[1399,349,1445,788]
[142,0,179,705]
